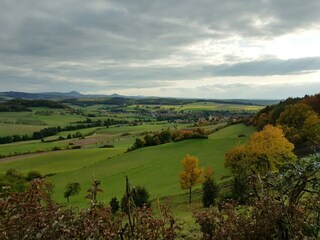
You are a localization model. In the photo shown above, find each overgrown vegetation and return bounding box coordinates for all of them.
[0,178,180,240]
[194,154,320,240]
[251,93,320,152]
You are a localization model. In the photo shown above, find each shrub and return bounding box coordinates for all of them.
[25,171,42,181]
[202,177,219,207]
[109,197,120,214]
[121,185,151,214]
[0,179,181,239]
[64,182,81,202]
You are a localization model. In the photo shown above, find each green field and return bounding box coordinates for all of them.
[0,109,87,140]
[0,122,45,137]
[125,102,262,112]
[0,124,255,208]
[0,122,190,157]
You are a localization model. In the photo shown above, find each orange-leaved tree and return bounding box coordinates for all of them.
[179,154,204,203]
[226,124,296,175]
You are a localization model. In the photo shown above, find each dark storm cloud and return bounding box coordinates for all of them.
[0,0,320,94]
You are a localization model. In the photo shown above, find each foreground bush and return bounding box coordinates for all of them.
[0,179,180,240]
[194,154,320,240]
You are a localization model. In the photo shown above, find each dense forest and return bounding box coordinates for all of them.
[250,93,320,154]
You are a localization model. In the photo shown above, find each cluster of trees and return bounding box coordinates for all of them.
[0,169,44,195]
[127,128,208,151]
[195,124,320,240]
[252,94,320,147]
[194,154,320,239]
[178,125,319,239]
[75,117,130,127]
[179,155,219,206]
[0,116,137,145]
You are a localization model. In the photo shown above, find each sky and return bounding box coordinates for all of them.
[1,0,320,99]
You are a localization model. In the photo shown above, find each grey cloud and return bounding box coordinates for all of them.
[1,0,320,97]
[3,0,319,60]
[176,82,320,99]
[205,57,320,76]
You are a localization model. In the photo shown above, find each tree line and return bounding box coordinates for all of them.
[127,128,209,151]
[0,99,69,112]
[0,118,131,145]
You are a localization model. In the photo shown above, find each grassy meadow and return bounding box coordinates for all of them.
[0,124,255,208]
[0,100,259,224]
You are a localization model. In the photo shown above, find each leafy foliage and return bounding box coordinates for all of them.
[226,125,296,175]
[180,154,204,203]
[195,154,320,240]
[121,185,151,214]
[25,171,43,181]
[252,93,320,148]
[109,197,120,214]
[202,167,219,207]
[64,182,81,202]
[127,128,208,151]
[0,169,27,194]
[0,179,180,240]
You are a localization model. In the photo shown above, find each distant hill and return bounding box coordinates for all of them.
[0,91,103,100]
[0,91,280,106]
[0,99,71,112]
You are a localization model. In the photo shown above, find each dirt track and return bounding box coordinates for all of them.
[0,150,68,164]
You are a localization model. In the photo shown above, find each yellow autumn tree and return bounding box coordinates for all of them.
[277,103,320,144]
[225,125,296,175]
[302,112,320,144]
[180,154,204,203]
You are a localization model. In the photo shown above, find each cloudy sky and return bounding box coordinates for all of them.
[1,0,320,99]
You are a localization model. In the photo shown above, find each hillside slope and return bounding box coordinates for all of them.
[0,124,255,207]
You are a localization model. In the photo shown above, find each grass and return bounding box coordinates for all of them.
[0,109,85,127]
[0,139,73,156]
[0,148,122,175]
[0,123,255,208]
[0,122,189,156]
[0,122,45,137]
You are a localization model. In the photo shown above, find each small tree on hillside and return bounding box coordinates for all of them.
[109,197,120,214]
[202,167,219,207]
[180,154,204,203]
[121,185,151,214]
[26,171,42,181]
[64,182,81,202]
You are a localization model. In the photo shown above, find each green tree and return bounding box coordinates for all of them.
[26,171,42,181]
[64,182,81,202]
[180,154,204,203]
[121,185,151,214]
[0,169,27,193]
[109,197,120,214]
[277,103,320,145]
[202,167,219,207]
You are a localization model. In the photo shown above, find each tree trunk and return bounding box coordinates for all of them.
[189,187,192,203]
